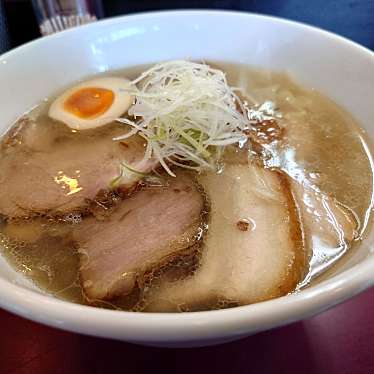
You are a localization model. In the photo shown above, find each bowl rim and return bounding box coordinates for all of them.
[0,9,373,341]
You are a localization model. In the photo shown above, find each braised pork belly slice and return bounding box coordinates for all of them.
[73,173,204,301]
[291,182,357,247]
[0,120,154,218]
[146,164,306,312]
[289,180,358,280]
[260,114,358,269]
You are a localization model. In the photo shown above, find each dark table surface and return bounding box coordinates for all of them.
[0,290,373,374]
[0,1,374,373]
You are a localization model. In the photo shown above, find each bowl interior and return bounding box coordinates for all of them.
[0,11,373,343]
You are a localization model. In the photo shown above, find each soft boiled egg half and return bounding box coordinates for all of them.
[48,77,133,130]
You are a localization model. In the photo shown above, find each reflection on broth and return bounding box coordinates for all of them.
[0,61,372,312]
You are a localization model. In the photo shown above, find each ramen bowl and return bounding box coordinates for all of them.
[0,10,373,347]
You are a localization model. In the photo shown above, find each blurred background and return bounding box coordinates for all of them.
[1,0,374,53]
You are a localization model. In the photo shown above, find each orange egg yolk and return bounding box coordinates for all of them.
[64,87,115,119]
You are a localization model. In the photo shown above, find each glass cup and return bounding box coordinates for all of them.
[31,0,103,36]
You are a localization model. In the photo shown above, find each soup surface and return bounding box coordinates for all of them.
[0,62,372,312]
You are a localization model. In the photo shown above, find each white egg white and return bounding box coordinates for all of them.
[48,77,133,130]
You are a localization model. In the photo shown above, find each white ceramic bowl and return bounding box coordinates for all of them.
[0,10,373,348]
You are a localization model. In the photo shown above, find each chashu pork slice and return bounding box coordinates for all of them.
[73,173,204,301]
[259,113,359,272]
[0,120,155,218]
[290,180,358,280]
[291,181,357,248]
[146,164,306,312]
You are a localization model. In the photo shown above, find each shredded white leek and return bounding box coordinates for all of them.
[115,60,249,176]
